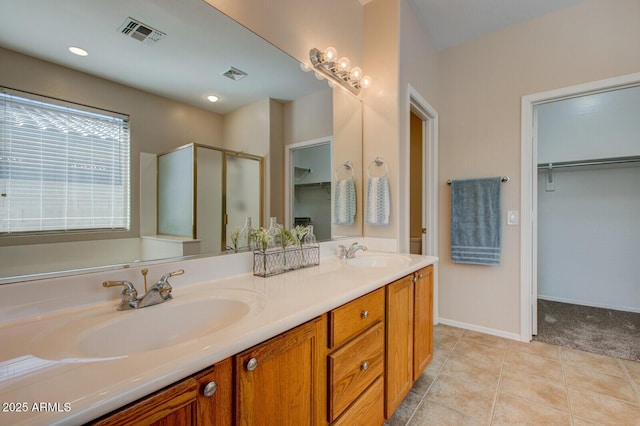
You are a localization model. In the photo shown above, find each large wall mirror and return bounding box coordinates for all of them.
[0,0,362,284]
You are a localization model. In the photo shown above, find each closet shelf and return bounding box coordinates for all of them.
[537,155,640,170]
[294,181,331,189]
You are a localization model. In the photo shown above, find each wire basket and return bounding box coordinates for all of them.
[253,244,320,277]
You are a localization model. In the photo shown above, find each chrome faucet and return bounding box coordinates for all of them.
[338,242,368,260]
[103,269,184,311]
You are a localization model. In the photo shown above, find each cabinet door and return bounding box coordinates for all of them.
[384,275,414,418]
[90,377,198,426]
[235,317,320,426]
[195,357,233,426]
[413,265,434,379]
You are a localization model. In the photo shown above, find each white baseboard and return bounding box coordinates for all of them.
[537,295,640,314]
[437,317,523,342]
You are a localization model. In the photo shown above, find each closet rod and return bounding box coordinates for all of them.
[537,156,640,170]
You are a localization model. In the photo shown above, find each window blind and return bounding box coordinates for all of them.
[0,90,130,234]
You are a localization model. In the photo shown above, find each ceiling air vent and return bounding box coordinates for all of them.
[222,66,248,81]
[118,17,166,45]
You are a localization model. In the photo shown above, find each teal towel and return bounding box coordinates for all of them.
[365,176,390,226]
[450,177,502,265]
[333,179,356,225]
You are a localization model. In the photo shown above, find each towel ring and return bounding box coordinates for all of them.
[335,160,355,181]
[367,156,389,177]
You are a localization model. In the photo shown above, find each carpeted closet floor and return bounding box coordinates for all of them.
[534,299,640,362]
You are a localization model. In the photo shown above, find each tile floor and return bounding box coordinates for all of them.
[386,324,640,425]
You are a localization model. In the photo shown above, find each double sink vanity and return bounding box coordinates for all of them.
[0,246,437,425]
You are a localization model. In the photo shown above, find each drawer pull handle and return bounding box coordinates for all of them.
[203,381,218,397]
[246,357,258,372]
[361,310,369,319]
[361,361,369,371]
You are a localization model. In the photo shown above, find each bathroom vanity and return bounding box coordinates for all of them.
[0,250,437,425]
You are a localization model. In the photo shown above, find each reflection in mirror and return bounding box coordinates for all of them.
[0,0,362,284]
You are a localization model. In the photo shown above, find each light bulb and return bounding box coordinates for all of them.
[327,80,336,88]
[207,95,220,103]
[314,72,325,80]
[360,75,372,89]
[300,63,311,72]
[68,46,88,57]
[323,46,337,62]
[337,57,350,72]
[350,67,363,81]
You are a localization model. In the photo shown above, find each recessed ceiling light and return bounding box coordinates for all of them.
[68,46,88,57]
[207,95,220,103]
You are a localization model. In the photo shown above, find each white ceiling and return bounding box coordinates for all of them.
[0,0,326,114]
[410,0,587,50]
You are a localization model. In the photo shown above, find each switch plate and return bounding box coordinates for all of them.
[507,210,519,225]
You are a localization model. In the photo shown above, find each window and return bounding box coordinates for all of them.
[0,89,130,235]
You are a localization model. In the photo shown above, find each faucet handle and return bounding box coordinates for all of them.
[160,269,184,282]
[103,281,138,310]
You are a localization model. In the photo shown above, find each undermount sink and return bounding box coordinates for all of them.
[30,289,266,361]
[346,253,412,268]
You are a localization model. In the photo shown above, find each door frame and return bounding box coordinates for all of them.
[519,71,640,341]
[405,84,438,322]
[284,137,333,230]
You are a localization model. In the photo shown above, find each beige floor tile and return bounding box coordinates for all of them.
[561,348,626,378]
[426,374,495,421]
[508,340,561,360]
[461,330,509,349]
[423,349,448,378]
[491,393,572,426]
[411,368,437,396]
[564,365,639,404]
[623,359,640,383]
[434,323,465,337]
[408,400,483,426]
[503,350,564,383]
[568,387,640,425]
[571,416,604,425]
[385,389,424,426]
[434,330,461,352]
[499,369,569,411]
[453,339,507,365]
[440,351,502,390]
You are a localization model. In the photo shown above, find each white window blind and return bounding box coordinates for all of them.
[0,90,130,234]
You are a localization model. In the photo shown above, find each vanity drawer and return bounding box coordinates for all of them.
[329,287,384,348]
[332,376,384,426]
[328,321,384,421]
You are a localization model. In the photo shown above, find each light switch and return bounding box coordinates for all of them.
[507,210,519,225]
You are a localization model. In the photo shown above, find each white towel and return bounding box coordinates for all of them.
[333,179,356,225]
[365,176,390,225]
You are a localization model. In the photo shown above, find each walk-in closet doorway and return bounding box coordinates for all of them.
[520,72,640,349]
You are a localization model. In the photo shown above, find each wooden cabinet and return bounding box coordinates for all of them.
[91,359,233,426]
[385,265,434,419]
[327,288,385,425]
[413,266,434,379]
[384,275,415,417]
[235,316,323,426]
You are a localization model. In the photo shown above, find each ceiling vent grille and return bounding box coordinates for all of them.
[118,17,166,45]
[222,67,248,81]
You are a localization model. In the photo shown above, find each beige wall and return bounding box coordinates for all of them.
[437,0,640,335]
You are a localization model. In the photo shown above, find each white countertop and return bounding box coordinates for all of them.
[0,251,437,425]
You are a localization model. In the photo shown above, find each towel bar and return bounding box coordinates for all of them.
[447,176,509,185]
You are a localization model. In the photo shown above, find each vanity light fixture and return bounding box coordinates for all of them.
[307,47,371,95]
[68,46,88,57]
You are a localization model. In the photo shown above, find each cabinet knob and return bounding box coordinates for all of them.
[246,357,258,372]
[361,361,369,371]
[412,276,417,283]
[203,381,218,398]
[419,273,424,279]
[361,310,369,319]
